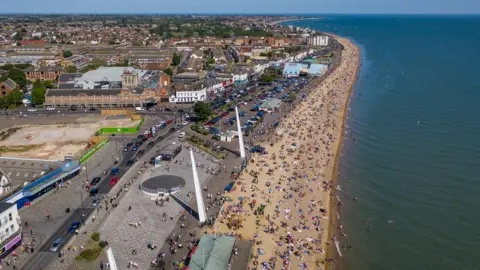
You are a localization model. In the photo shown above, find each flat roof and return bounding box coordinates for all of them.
[188,235,235,270]
[0,157,62,182]
[79,67,146,83]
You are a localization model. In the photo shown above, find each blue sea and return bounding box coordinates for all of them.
[283,15,480,270]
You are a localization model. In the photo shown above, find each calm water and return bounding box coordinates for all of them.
[284,16,480,270]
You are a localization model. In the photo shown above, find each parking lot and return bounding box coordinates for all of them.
[200,77,310,138]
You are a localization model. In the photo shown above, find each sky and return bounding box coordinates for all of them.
[2,0,480,14]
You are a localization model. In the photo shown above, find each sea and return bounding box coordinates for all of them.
[283,15,480,270]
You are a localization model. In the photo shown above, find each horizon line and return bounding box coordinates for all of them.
[0,12,479,16]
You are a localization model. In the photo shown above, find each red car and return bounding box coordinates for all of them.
[220,112,229,117]
[109,177,119,185]
[166,120,173,124]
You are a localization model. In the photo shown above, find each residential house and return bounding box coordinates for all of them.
[0,79,17,97]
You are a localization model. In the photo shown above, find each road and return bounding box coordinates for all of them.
[21,125,179,270]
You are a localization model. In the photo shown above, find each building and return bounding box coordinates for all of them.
[24,66,64,81]
[308,36,329,46]
[169,82,207,103]
[45,68,168,108]
[187,235,252,270]
[259,98,282,113]
[282,63,304,77]
[308,63,328,75]
[63,55,90,71]
[0,202,21,258]
[0,79,17,97]
[172,72,200,84]
[0,173,11,196]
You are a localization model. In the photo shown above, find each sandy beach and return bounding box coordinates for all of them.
[211,36,360,269]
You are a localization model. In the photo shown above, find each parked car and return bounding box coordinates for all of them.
[90,177,101,186]
[109,177,119,185]
[50,237,64,252]
[137,150,145,156]
[178,132,186,138]
[182,121,189,125]
[166,120,173,124]
[126,159,134,166]
[68,222,81,233]
[92,199,99,207]
[89,188,99,196]
[27,108,37,112]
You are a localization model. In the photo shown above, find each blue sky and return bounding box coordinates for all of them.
[2,0,480,14]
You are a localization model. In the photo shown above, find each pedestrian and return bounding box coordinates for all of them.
[100,260,104,270]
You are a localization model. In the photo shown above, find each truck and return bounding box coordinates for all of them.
[110,167,119,175]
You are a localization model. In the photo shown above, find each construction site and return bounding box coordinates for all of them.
[0,112,141,160]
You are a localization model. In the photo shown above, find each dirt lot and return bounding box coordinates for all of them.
[0,115,139,160]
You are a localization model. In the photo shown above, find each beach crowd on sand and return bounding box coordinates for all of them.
[211,36,360,269]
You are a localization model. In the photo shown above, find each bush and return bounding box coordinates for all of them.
[99,241,107,248]
[77,246,103,262]
[91,232,100,242]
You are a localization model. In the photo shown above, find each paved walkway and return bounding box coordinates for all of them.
[97,147,219,269]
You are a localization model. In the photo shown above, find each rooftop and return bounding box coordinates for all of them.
[0,202,15,213]
[79,67,145,83]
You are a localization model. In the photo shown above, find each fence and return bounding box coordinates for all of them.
[79,138,108,164]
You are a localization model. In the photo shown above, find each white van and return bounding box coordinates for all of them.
[135,107,145,111]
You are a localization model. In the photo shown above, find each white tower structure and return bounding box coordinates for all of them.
[106,248,118,270]
[235,106,246,158]
[190,149,207,223]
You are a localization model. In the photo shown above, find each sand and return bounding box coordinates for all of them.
[211,36,360,269]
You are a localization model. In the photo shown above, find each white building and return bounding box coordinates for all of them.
[308,36,329,46]
[169,85,207,103]
[0,202,21,255]
[0,173,12,196]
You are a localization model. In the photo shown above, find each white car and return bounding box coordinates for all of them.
[178,132,186,138]
[27,108,37,112]
[182,121,189,125]
[46,107,55,111]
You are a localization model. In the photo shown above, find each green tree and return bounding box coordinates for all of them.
[6,90,23,106]
[31,80,47,105]
[288,92,297,101]
[172,53,181,66]
[193,101,212,121]
[164,67,173,76]
[66,65,78,73]
[207,58,215,65]
[13,33,22,41]
[7,68,26,88]
[43,80,54,89]
[260,74,275,83]
[63,50,73,58]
